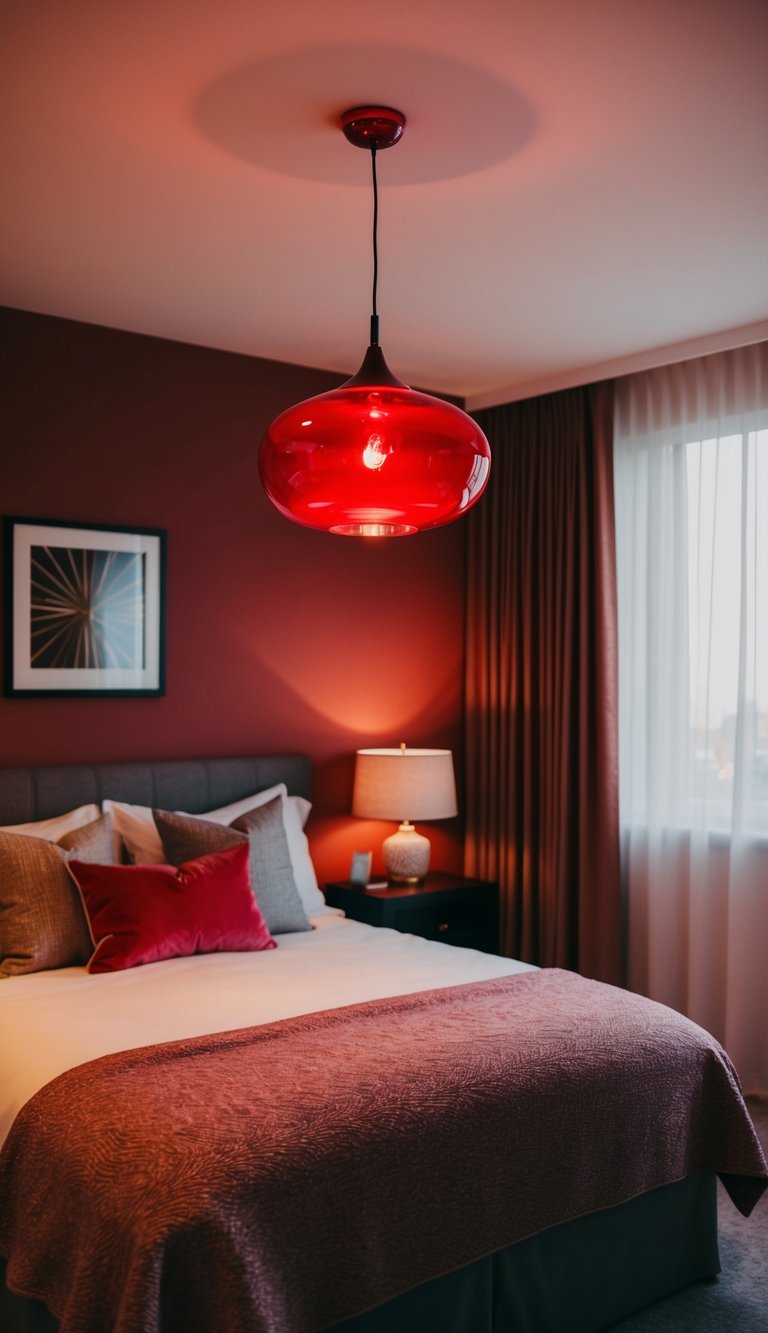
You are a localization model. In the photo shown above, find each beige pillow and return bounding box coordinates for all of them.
[0,804,101,840]
[0,814,114,978]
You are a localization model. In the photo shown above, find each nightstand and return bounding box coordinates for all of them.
[324,873,499,954]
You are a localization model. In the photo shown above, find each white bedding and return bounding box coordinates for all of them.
[0,914,534,1149]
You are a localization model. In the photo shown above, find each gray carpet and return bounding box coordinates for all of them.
[607,1097,768,1332]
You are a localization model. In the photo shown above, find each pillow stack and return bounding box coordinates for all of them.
[153,798,310,935]
[102,783,325,915]
[1,785,324,978]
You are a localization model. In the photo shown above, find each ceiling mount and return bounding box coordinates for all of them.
[340,106,406,151]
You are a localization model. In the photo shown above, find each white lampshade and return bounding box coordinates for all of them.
[352,746,457,884]
[352,748,458,821]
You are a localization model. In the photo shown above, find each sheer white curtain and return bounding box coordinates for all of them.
[614,342,768,1095]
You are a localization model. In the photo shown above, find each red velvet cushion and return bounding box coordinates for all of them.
[68,842,277,973]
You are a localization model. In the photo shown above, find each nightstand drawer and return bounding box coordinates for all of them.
[392,898,496,951]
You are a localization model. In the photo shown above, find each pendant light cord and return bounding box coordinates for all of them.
[370,144,379,346]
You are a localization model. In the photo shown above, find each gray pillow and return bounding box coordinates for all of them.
[153,797,311,935]
[0,815,114,978]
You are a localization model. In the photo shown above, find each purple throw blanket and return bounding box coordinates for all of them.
[1,969,766,1332]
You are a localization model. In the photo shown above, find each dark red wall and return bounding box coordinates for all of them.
[0,308,466,882]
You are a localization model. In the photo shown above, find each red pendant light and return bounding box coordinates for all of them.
[259,107,491,537]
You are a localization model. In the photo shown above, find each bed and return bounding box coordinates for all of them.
[0,754,765,1333]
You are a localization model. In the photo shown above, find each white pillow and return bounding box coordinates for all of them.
[102,799,169,864]
[102,787,327,916]
[0,804,101,841]
[291,796,312,830]
[199,783,289,826]
[200,788,312,831]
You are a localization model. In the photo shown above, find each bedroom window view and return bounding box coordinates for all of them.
[686,428,767,832]
[615,413,768,837]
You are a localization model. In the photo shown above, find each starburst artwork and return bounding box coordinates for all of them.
[4,519,166,697]
[30,545,145,670]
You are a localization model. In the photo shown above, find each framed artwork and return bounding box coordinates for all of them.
[3,517,167,697]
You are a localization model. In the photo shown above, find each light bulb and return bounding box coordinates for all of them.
[362,433,388,470]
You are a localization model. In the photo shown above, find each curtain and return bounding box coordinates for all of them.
[614,342,768,1095]
[465,384,621,985]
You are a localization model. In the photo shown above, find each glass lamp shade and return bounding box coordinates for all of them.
[259,345,491,537]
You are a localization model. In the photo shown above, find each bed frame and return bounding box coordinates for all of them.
[0,755,720,1333]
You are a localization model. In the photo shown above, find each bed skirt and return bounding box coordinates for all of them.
[1,1173,719,1333]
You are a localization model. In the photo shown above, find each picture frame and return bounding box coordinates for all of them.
[348,850,373,887]
[3,517,167,697]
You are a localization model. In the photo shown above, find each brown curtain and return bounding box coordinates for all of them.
[464,383,621,985]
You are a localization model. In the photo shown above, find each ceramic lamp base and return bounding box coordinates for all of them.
[382,821,431,884]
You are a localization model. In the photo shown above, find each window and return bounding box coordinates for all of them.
[614,350,768,836]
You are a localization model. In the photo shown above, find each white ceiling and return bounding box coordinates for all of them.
[2,0,767,406]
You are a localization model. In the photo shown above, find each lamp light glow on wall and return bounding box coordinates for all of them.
[259,106,491,537]
[352,743,458,883]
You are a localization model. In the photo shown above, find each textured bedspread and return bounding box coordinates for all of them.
[1,969,766,1333]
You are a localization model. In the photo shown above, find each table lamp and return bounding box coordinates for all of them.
[352,744,458,884]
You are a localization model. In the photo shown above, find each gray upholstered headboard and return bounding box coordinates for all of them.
[0,755,312,826]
